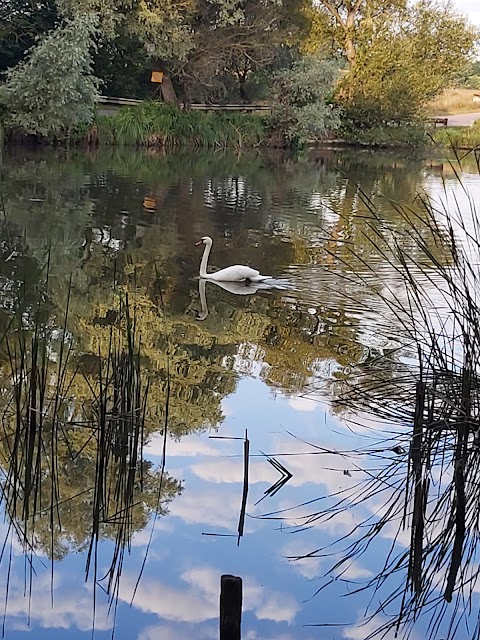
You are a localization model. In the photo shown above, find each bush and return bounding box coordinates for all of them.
[339,106,429,147]
[270,54,341,146]
[343,124,428,147]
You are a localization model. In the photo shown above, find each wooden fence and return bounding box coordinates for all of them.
[96,96,271,114]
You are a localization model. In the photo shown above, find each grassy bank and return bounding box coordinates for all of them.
[2,101,447,150]
[339,120,429,148]
[86,102,269,148]
[89,103,431,149]
[433,121,480,149]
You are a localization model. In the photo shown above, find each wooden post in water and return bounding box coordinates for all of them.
[220,574,242,640]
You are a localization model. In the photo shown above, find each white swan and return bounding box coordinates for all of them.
[196,236,271,282]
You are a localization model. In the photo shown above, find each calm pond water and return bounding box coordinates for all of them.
[0,146,479,640]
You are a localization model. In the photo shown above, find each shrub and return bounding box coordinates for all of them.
[270,54,341,146]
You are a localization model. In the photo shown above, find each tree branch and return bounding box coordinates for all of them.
[319,0,347,31]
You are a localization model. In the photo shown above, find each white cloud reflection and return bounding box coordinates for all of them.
[3,572,111,632]
[121,564,299,626]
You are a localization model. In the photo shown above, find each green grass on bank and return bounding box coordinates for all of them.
[6,100,480,150]
[88,102,430,149]
[86,102,269,148]
[433,121,480,149]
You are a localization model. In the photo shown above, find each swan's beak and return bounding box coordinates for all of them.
[195,240,203,246]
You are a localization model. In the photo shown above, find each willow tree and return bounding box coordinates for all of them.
[0,12,100,137]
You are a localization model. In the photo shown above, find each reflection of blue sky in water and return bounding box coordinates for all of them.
[2,378,415,640]
[2,150,480,638]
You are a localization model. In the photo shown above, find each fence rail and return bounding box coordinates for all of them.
[427,117,449,127]
[96,96,271,114]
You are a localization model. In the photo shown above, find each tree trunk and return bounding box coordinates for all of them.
[181,83,193,110]
[345,34,356,66]
[160,75,179,106]
[345,12,357,67]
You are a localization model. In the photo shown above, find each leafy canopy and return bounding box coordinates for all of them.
[342,0,479,122]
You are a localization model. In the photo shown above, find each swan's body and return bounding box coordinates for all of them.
[196,236,271,282]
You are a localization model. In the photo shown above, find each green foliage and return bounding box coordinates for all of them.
[90,102,268,147]
[54,0,309,103]
[93,25,153,99]
[271,54,341,146]
[340,119,429,147]
[339,0,478,127]
[305,0,407,64]
[0,13,101,138]
[455,61,480,90]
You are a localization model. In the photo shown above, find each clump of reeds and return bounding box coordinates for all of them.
[270,150,480,640]
[93,102,268,148]
[0,256,177,633]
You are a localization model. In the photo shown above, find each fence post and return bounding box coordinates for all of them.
[220,574,242,640]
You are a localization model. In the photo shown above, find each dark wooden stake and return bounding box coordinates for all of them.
[220,574,242,640]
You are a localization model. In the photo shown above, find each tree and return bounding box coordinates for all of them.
[342,0,478,121]
[306,0,406,66]
[169,0,310,103]
[0,12,100,137]
[55,0,310,103]
[0,0,58,74]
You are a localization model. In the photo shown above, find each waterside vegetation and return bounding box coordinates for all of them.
[0,0,478,148]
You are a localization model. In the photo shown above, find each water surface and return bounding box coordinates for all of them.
[0,146,478,640]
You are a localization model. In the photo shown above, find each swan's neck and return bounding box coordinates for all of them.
[200,241,212,278]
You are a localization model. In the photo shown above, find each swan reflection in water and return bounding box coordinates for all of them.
[195,277,267,321]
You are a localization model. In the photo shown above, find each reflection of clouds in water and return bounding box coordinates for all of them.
[245,632,303,640]
[169,487,240,529]
[120,571,216,623]
[343,614,421,640]
[187,432,361,492]
[121,565,299,625]
[146,433,223,458]
[0,521,35,556]
[190,457,277,486]
[288,397,317,412]
[281,540,322,579]
[131,521,174,548]
[276,501,362,537]
[222,399,234,417]
[139,622,217,640]
[280,540,372,581]
[3,572,110,632]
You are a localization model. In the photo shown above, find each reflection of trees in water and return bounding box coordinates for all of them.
[0,285,182,631]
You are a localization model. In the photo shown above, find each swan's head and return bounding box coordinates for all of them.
[195,236,213,246]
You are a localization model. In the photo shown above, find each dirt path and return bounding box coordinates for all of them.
[437,112,480,127]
